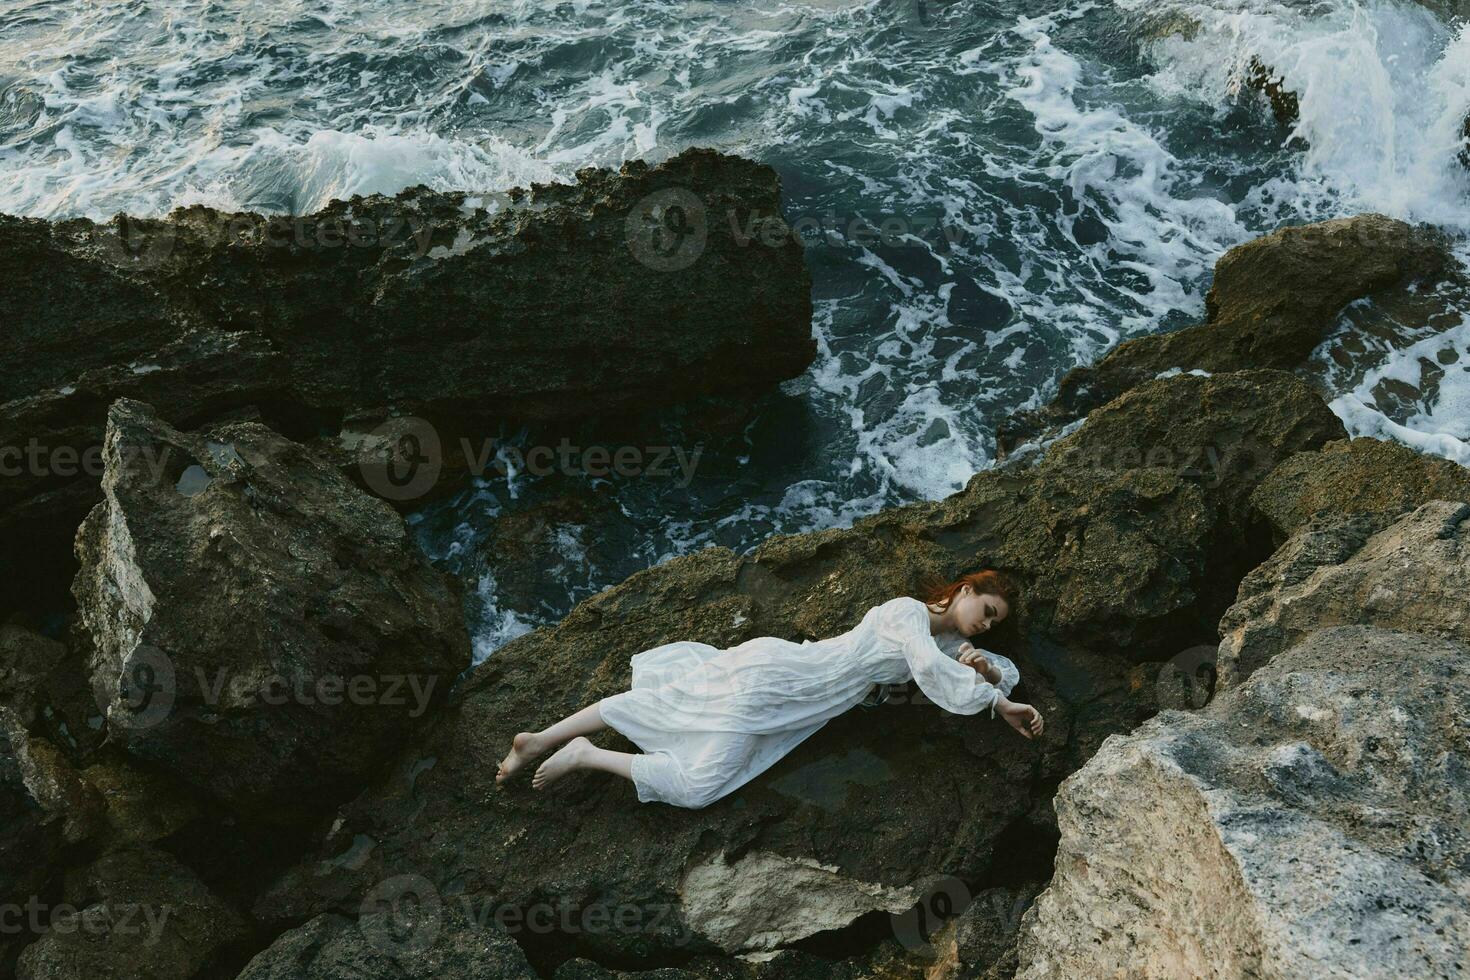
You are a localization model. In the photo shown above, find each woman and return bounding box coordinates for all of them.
[495,570,1044,809]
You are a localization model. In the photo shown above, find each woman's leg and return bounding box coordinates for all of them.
[531,737,635,789]
[535,732,755,808]
[496,701,611,784]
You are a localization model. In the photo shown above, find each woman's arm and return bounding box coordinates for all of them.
[877,600,1041,736]
[878,600,1003,716]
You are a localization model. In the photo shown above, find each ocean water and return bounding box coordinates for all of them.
[4,0,1468,660]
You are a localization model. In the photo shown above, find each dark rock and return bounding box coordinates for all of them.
[14,845,247,980]
[0,709,103,975]
[1006,369,1344,650]
[0,708,100,911]
[0,327,299,615]
[0,148,815,611]
[998,214,1451,454]
[1,715,101,849]
[71,399,470,827]
[251,368,1337,969]
[1250,436,1470,539]
[235,909,532,980]
[950,884,1042,976]
[78,758,201,849]
[0,626,87,739]
[1245,57,1299,126]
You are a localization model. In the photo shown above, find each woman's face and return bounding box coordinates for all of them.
[952,586,1009,635]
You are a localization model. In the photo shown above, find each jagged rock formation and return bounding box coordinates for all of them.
[1014,624,1470,980]
[0,148,816,611]
[999,214,1451,453]
[2,194,1463,977]
[1012,496,1470,978]
[1249,436,1470,539]
[1218,500,1470,689]
[248,367,1340,972]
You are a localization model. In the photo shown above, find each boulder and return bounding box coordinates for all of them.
[251,368,1338,970]
[0,147,816,611]
[923,883,1041,980]
[999,214,1450,453]
[0,148,813,418]
[71,399,471,826]
[1014,625,1470,980]
[1218,499,1470,689]
[0,709,103,974]
[15,845,247,980]
[78,758,201,849]
[1250,436,1470,539]
[0,627,72,730]
[994,369,1343,651]
[0,627,65,727]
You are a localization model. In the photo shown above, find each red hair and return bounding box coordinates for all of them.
[918,569,1019,614]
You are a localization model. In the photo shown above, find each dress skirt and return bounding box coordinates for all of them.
[596,638,867,809]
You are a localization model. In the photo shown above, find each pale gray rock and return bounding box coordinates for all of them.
[1218,499,1470,689]
[1015,625,1470,980]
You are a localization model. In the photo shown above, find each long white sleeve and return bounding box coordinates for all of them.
[879,599,1002,716]
[935,628,1021,699]
[933,631,967,659]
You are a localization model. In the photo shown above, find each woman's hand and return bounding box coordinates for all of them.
[957,643,1002,684]
[996,697,1044,740]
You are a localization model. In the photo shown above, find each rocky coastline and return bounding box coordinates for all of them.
[0,153,1467,978]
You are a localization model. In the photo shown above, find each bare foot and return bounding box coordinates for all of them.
[532,736,590,790]
[496,731,549,785]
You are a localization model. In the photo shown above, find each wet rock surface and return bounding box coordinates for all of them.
[999,214,1452,453]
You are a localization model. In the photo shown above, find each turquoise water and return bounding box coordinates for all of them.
[4,0,1468,659]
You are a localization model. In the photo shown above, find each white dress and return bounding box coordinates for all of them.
[596,595,1021,809]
